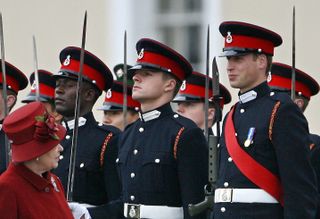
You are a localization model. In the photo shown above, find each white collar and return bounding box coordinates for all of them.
[139,110,161,122]
[0,124,2,131]
[239,90,257,104]
[62,117,87,130]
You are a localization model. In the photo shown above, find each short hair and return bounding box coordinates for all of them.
[161,72,182,98]
[252,53,273,75]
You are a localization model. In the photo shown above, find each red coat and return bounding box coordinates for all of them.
[0,163,73,219]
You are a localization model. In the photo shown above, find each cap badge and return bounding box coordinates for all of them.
[180,80,186,91]
[31,81,37,91]
[138,48,144,60]
[226,32,233,44]
[116,69,124,79]
[63,55,71,66]
[106,89,112,99]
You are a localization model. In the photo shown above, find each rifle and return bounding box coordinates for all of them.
[291,6,296,101]
[0,13,11,168]
[66,11,87,201]
[188,26,222,216]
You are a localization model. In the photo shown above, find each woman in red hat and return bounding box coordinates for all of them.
[0,102,74,219]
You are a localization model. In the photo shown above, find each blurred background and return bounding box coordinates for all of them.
[1,0,319,133]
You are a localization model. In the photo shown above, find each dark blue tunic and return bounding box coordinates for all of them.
[214,82,317,219]
[117,103,208,219]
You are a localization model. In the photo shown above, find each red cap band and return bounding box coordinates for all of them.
[225,34,274,55]
[105,90,140,108]
[31,84,55,99]
[136,51,185,80]
[180,84,213,98]
[269,74,312,99]
[60,59,106,91]
[0,75,20,93]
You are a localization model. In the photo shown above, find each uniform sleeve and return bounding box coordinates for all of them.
[0,183,18,219]
[272,101,317,218]
[88,133,124,219]
[177,127,208,219]
[103,133,122,202]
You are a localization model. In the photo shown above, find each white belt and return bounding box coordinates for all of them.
[124,203,183,219]
[214,188,278,203]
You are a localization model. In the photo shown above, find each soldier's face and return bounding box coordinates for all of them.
[55,78,78,117]
[177,102,206,129]
[132,70,167,105]
[226,54,266,93]
[102,110,124,130]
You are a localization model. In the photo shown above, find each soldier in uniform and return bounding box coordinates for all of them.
[21,69,63,123]
[214,21,317,218]
[172,71,231,134]
[117,38,208,219]
[0,60,28,174]
[268,62,320,217]
[52,46,122,218]
[98,64,140,130]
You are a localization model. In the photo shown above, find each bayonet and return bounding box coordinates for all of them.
[67,11,87,202]
[123,31,128,128]
[291,6,296,101]
[32,35,40,101]
[0,12,11,168]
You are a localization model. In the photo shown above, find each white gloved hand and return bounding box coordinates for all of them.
[68,202,92,219]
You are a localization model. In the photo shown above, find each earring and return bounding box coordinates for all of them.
[36,157,40,161]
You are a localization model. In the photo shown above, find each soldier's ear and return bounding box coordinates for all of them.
[294,98,305,111]
[164,78,176,93]
[82,88,96,102]
[256,54,267,70]
[208,107,215,121]
[7,94,17,110]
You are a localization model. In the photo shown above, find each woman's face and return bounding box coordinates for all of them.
[37,144,63,171]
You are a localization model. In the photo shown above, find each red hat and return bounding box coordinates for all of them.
[3,102,66,163]
[0,60,28,93]
[22,70,55,103]
[219,21,282,57]
[54,46,113,92]
[173,71,232,109]
[269,62,319,100]
[98,80,140,111]
[129,38,193,81]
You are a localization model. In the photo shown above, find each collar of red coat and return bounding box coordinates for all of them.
[9,163,52,191]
